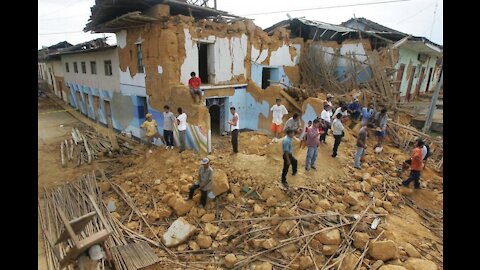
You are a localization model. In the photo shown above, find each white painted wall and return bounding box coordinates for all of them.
[180,28,248,85]
[269,43,299,67]
[116,30,127,49]
[338,43,367,66]
[251,46,269,64]
[61,48,120,92]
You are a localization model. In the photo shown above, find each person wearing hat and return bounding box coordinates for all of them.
[141,113,163,153]
[347,97,361,121]
[187,158,214,208]
[326,94,334,108]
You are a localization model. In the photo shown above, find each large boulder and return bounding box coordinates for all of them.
[315,229,341,245]
[369,240,399,261]
[212,169,230,196]
[403,258,437,270]
[162,217,196,247]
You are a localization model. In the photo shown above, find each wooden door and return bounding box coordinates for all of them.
[414,67,426,97]
[406,66,416,102]
[104,100,113,129]
[395,64,406,93]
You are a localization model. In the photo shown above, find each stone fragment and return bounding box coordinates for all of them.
[163,217,196,247]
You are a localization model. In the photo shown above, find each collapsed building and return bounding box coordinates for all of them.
[39,0,443,155]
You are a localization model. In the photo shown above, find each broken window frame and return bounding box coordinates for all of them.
[104,60,112,76]
[90,61,97,75]
[136,43,144,73]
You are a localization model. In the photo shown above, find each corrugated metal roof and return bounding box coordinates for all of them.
[296,18,355,33]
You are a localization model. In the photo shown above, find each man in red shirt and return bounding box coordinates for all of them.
[188,72,202,103]
[401,140,424,189]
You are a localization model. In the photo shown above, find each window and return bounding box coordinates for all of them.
[104,60,112,76]
[81,62,86,74]
[90,61,97,74]
[136,44,144,73]
[73,62,78,73]
[65,62,70,72]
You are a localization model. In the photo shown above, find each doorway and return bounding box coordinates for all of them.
[262,68,271,89]
[198,43,209,84]
[206,98,226,135]
[425,68,433,92]
[414,67,426,97]
[92,96,100,123]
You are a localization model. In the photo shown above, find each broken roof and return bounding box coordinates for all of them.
[85,0,240,33]
[341,17,407,35]
[40,38,116,61]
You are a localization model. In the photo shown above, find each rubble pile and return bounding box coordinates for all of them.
[93,131,442,269]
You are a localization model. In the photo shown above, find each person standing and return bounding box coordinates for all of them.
[331,113,344,158]
[283,113,302,135]
[305,119,321,171]
[176,107,188,153]
[187,158,213,208]
[188,72,202,103]
[402,140,424,189]
[354,125,368,169]
[374,108,388,148]
[361,103,375,126]
[281,129,297,187]
[270,98,289,142]
[228,106,240,154]
[163,105,176,150]
[333,104,349,120]
[319,104,332,144]
[326,94,334,108]
[347,98,361,121]
[141,113,162,153]
[300,120,313,149]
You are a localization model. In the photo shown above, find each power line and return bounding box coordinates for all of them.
[241,0,411,16]
[390,2,436,27]
[429,0,439,39]
[39,0,90,18]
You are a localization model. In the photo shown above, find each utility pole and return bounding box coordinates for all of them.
[422,59,443,133]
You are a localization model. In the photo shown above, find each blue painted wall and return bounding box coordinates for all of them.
[228,87,270,131]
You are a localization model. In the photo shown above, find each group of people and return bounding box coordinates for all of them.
[141,106,188,154]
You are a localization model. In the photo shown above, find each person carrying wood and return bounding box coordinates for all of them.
[186,158,213,208]
[281,129,297,188]
[141,113,163,153]
[188,72,202,103]
[401,139,425,190]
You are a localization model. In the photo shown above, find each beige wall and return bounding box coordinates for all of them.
[61,48,120,92]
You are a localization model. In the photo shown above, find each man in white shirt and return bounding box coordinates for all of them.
[270,98,288,142]
[283,113,302,135]
[176,107,187,153]
[319,103,332,144]
[228,106,240,154]
[331,113,345,158]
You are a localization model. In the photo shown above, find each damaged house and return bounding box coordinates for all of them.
[80,0,303,153]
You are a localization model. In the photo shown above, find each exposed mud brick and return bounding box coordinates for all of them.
[333,202,347,212]
[369,240,399,261]
[256,262,273,270]
[100,182,111,193]
[370,260,384,270]
[163,217,196,247]
[262,238,277,249]
[322,245,338,255]
[254,204,265,215]
[403,258,437,270]
[343,191,361,206]
[362,173,372,181]
[224,254,237,268]
[189,240,200,251]
[197,234,212,248]
[201,213,215,222]
[167,195,194,216]
[278,220,296,235]
[379,266,408,270]
[270,214,280,225]
[315,229,341,245]
[317,199,331,210]
[266,196,278,206]
[353,232,370,249]
[383,201,393,212]
[340,253,359,270]
[403,243,421,258]
[227,193,236,202]
[299,199,312,209]
[212,169,230,196]
[204,223,219,237]
[298,256,313,270]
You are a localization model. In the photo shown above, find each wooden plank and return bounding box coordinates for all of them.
[56,212,96,244]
